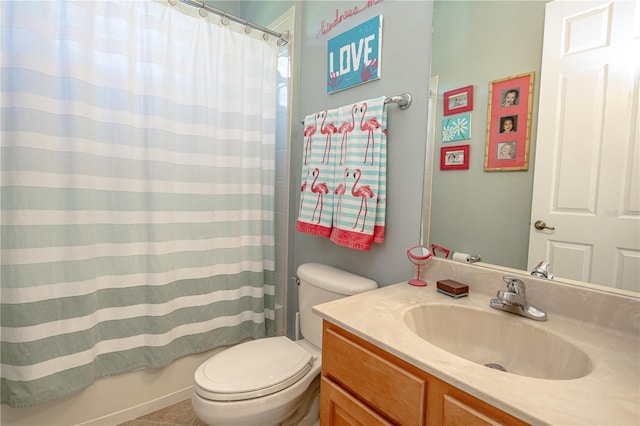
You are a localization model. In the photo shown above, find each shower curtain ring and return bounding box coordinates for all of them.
[198,4,207,17]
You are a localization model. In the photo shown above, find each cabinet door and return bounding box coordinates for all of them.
[320,377,392,426]
[443,394,502,426]
[322,324,427,425]
[439,391,529,426]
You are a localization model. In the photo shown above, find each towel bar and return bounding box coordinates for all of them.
[384,92,412,109]
[299,92,412,124]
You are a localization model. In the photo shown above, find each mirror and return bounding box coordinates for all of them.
[424,0,639,294]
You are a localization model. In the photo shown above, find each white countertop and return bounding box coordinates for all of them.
[313,261,640,425]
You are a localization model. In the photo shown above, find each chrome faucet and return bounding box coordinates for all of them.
[490,276,547,321]
[531,261,554,279]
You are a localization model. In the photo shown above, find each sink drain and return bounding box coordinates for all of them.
[485,363,507,372]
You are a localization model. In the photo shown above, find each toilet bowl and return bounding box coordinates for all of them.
[191,263,377,425]
[192,337,321,425]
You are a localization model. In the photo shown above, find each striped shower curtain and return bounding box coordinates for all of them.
[0,0,277,407]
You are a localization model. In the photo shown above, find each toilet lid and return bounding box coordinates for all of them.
[194,336,315,401]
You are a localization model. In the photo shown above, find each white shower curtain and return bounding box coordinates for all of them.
[0,0,277,407]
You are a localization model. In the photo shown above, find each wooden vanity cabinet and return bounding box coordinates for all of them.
[320,321,529,426]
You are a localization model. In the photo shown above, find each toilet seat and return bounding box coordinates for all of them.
[194,336,315,402]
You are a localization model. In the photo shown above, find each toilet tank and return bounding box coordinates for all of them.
[296,263,377,348]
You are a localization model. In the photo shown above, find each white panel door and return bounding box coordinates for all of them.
[528,0,640,292]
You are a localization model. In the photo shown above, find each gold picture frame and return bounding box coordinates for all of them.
[484,72,534,171]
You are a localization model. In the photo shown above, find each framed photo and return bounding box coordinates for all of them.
[443,85,473,116]
[440,145,470,170]
[442,113,471,142]
[484,72,534,171]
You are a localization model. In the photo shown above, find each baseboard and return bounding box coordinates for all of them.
[78,385,194,426]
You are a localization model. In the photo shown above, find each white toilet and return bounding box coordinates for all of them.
[191,263,377,426]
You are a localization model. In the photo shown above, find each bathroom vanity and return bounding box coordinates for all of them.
[313,258,640,425]
[321,321,527,425]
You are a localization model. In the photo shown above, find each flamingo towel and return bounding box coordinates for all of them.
[296,97,387,251]
[295,107,339,238]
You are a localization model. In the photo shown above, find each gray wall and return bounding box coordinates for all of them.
[429,1,547,270]
[290,1,434,287]
[210,1,435,338]
[239,1,294,27]
[206,2,294,28]
[205,1,242,17]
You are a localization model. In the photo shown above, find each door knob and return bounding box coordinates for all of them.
[534,220,555,231]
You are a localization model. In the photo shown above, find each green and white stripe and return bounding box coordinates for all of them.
[1,0,277,407]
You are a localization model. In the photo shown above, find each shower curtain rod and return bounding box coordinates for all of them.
[299,92,413,124]
[172,0,289,45]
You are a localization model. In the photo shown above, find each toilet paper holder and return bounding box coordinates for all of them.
[452,252,482,263]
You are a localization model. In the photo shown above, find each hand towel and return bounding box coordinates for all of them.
[296,108,339,238]
[330,96,387,250]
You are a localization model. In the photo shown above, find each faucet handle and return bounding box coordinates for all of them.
[531,261,554,279]
[503,276,526,294]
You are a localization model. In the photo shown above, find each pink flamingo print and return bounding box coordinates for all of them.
[303,113,319,165]
[351,168,375,231]
[333,168,349,220]
[320,111,337,164]
[299,178,307,216]
[359,102,381,165]
[337,104,357,165]
[310,168,329,223]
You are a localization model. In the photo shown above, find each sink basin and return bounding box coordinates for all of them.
[404,304,592,380]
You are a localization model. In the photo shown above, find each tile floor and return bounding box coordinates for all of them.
[117,399,206,426]
[118,376,320,426]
